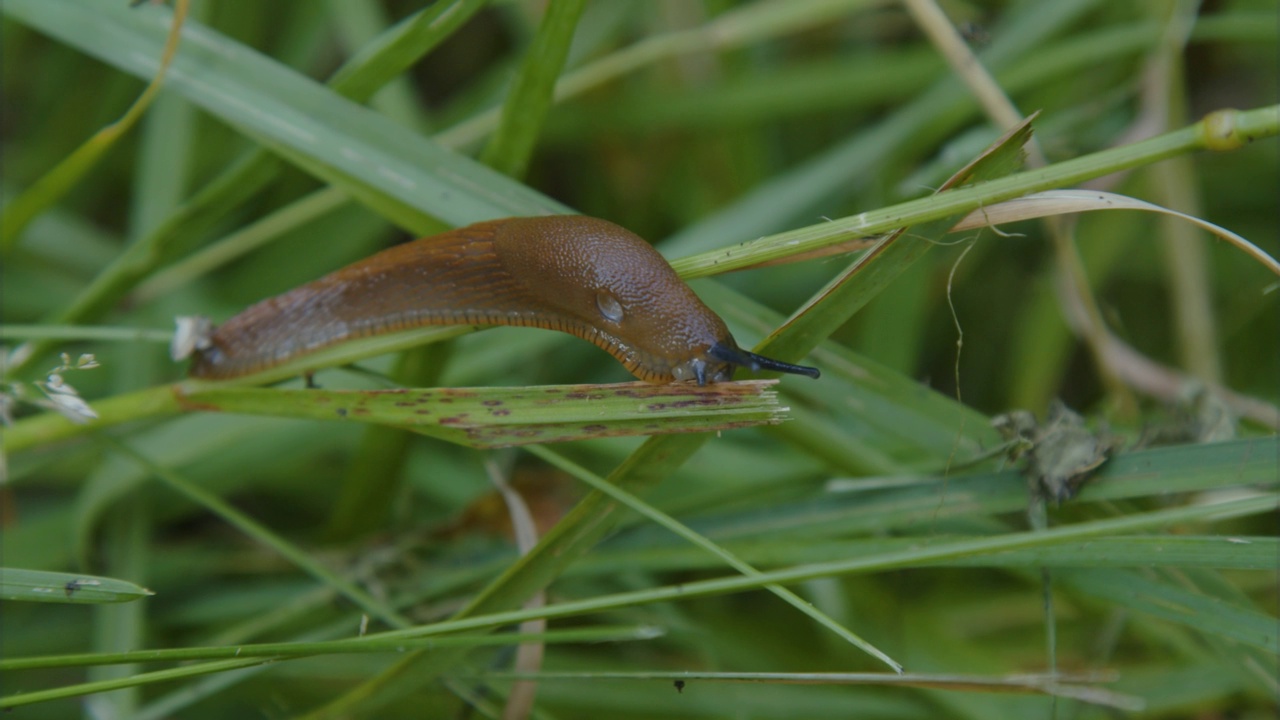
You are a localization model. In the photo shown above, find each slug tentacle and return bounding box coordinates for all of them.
[189,216,819,384]
[707,342,821,380]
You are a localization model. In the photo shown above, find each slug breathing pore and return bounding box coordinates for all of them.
[189,216,820,385]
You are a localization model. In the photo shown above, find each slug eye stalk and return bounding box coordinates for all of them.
[707,342,821,380]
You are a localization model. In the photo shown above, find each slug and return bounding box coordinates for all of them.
[189,216,819,385]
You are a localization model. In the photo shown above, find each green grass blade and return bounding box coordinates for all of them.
[1,626,659,671]
[327,0,490,103]
[0,658,269,710]
[480,0,588,178]
[178,381,787,448]
[0,568,153,604]
[0,325,172,343]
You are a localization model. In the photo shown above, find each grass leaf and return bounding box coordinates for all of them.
[0,568,153,604]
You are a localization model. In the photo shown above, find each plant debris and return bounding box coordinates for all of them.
[994,400,1116,503]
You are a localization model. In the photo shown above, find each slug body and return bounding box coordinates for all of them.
[190,216,818,384]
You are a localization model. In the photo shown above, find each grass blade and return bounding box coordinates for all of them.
[178,381,787,448]
[0,568,153,604]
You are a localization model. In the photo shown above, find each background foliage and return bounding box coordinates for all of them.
[2,0,1276,718]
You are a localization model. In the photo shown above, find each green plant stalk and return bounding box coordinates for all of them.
[1140,0,1222,384]
[104,439,413,630]
[670,105,1280,278]
[526,444,902,671]
[480,0,588,178]
[0,325,172,343]
[0,658,270,710]
[1157,104,1222,383]
[0,626,656,671]
[746,112,1035,365]
[0,0,189,252]
[1159,159,1220,380]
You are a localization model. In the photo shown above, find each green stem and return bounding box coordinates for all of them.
[0,626,652,671]
[0,658,269,709]
[671,105,1280,277]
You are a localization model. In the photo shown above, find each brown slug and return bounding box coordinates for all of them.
[189,216,819,385]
